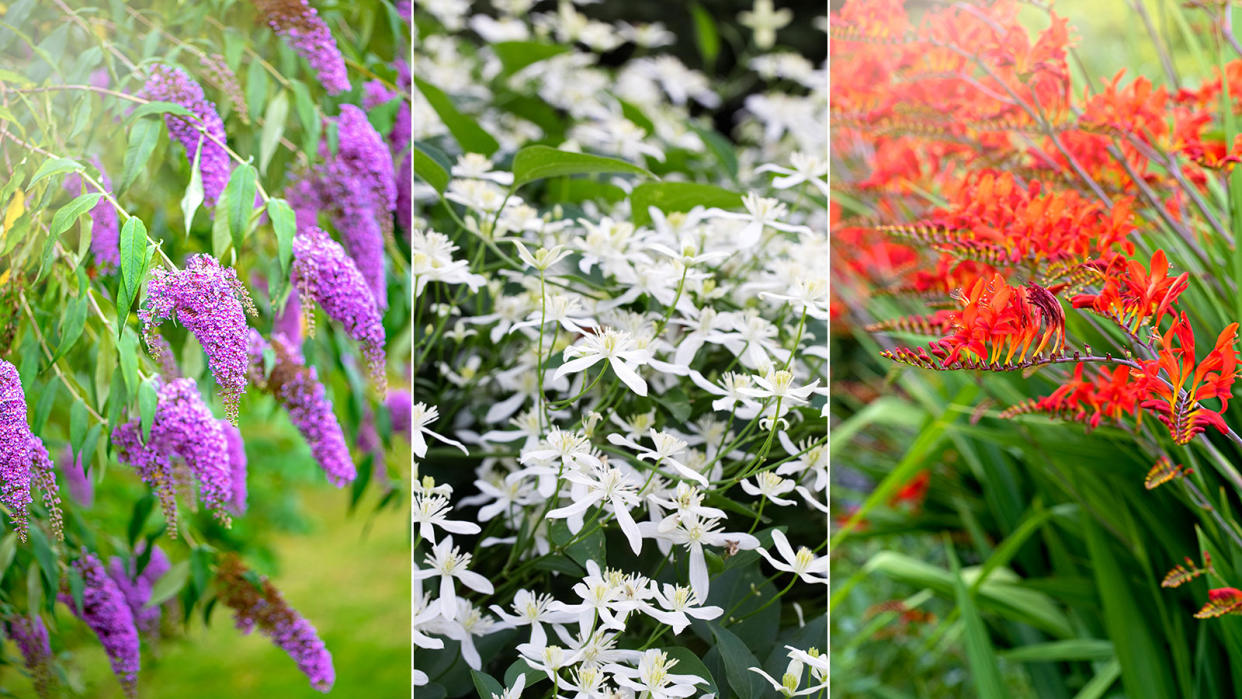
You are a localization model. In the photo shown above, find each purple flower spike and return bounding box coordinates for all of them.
[63,158,120,272]
[247,330,355,486]
[112,379,233,530]
[0,360,63,542]
[256,0,350,95]
[218,554,335,692]
[8,614,54,697]
[140,254,254,423]
[287,105,395,309]
[138,65,231,206]
[106,543,171,637]
[61,553,140,698]
[291,227,386,389]
[221,420,248,514]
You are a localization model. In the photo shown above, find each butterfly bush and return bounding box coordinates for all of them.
[289,104,397,309]
[291,226,387,388]
[412,2,827,694]
[62,552,141,698]
[254,0,350,94]
[217,553,335,691]
[0,360,62,542]
[62,158,120,272]
[140,254,255,422]
[247,329,356,486]
[2,2,405,695]
[112,378,233,530]
[138,65,231,206]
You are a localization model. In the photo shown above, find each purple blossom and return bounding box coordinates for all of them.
[7,614,54,697]
[386,389,411,440]
[112,379,233,530]
[106,543,171,637]
[145,332,182,381]
[217,554,335,691]
[62,158,120,272]
[199,52,248,124]
[287,105,395,309]
[222,420,248,514]
[274,286,304,344]
[59,445,93,508]
[137,65,231,206]
[256,0,350,95]
[62,553,140,698]
[140,254,254,422]
[290,227,386,388]
[0,361,62,542]
[247,330,355,486]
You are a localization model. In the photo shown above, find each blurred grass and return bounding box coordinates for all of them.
[6,485,408,698]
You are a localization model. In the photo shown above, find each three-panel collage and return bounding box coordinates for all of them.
[21,0,1242,697]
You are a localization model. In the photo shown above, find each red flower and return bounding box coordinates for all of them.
[1071,249,1188,334]
[1195,588,1242,619]
[1141,314,1240,444]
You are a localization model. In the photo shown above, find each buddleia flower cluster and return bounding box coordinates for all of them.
[62,157,120,272]
[0,360,62,542]
[137,65,231,206]
[111,379,234,531]
[288,104,396,309]
[216,553,335,691]
[6,614,54,697]
[60,553,141,698]
[253,0,350,94]
[246,330,355,486]
[221,420,249,513]
[107,545,172,635]
[290,226,387,388]
[140,254,256,422]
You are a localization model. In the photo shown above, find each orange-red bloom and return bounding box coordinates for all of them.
[1141,314,1240,444]
[1071,249,1189,334]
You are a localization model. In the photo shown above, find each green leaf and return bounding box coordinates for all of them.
[145,560,190,609]
[69,398,87,458]
[28,527,58,593]
[502,660,546,691]
[212,185,232,259]
[267,198,296,278]
[414,144,449,195]
[999,639,1114,663]
[1084,516,1175,699]
[290,80,319,158]
[50,192,103,238]
[29,157,83,186]
[259,90,289,174]
[118,329,139,397]
[470,671,504,698]
[691,4,720,69]
[1073,659,1121,699]
[180,140,204,235]
[511,146,653,188]
[663,646,720,696]
[68,565,85,615]
[491,41,570,76]
[245,58,268,123]
[120,117,161,193]
[128,492,154,546]
[118,216,147,304]
[190,547,211,596]
[31,380,57,435]
[139,376,158,443]
[413,76,500,156]
[0,532,18,585]
[708,623,767,699]
[125,100,195,124]
[947,535,1009,698]
[51,295,88,364]
[630,181,742,227]
[224,164,258,251]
